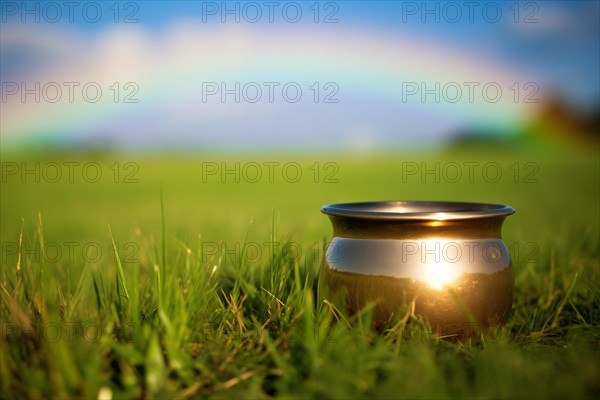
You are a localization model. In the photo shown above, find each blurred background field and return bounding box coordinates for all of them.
[1,143,599,398]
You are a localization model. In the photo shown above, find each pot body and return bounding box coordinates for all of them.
[320,202,514,338]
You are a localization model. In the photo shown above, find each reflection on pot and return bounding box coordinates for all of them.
[320,201,515,338]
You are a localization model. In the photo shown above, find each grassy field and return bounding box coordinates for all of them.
[1,145,599,399]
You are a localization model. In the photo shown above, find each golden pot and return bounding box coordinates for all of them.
[320,201,515,338]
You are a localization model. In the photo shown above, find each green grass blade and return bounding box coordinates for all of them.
[108,225,130,303]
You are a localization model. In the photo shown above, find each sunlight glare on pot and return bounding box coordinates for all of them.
[424,260,461,291]
[433,212,449,220]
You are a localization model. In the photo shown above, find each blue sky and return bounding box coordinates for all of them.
[1,1,599,149]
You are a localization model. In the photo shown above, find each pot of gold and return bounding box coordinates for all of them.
[320,201,515,338]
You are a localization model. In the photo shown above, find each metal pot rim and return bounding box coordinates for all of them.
[321,201,515,221]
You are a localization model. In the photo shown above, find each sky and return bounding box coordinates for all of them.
[1,0,599,150]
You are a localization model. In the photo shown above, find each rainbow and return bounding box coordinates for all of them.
[1,23,538,147]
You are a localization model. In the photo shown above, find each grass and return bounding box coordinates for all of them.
[1,145,599,399]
